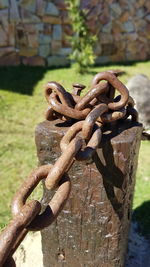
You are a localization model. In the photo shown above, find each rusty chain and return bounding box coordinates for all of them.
[0,70,138,266]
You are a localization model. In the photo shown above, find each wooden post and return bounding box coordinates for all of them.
[35,119,142,267]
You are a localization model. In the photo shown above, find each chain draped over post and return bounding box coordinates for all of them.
[0,70,138,266]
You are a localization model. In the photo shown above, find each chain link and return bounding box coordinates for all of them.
[0,70,138,266]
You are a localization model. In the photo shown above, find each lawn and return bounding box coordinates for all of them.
[0,62,150,234]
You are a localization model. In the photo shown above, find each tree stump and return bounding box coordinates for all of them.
[35,119,142,267]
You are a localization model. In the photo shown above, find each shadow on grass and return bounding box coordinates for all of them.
[0,65,72,95]
[132,200,150,237]
[0,60,148,95]
[0,66,47,95]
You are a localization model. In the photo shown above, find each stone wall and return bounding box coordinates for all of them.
[0,0,150,66]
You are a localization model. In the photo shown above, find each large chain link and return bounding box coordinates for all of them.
[0,70,138,266]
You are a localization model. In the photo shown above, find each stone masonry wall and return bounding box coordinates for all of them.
[0,0,150,66]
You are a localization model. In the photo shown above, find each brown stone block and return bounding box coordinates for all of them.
[0,47,16,57]
[107,0,114,4]
[113,33,125,42]
[145,24,150,39]
[22,56,45,66]
[53,0,67,10]
[0,9,9,29]
[134,19,147,32]
[0,25,8,46]
[86,19,97,34]
[135,0,146,8]
[63,24,73,36]
[110,52,125,63]
[20,8,40,23]
[36,0,46,17]
[145,1,150,10]
[125,51,139,61]
[99,8,109,24]
[138,49,148,61]
[112,21,123,35]
[60,36,67,47]
[125,33,138,41]
[43,24,52,35]
[100,32,113,44]
[43,16,61,24]
[0,52,20,66]
[126,41,140,54]
[62,37,71,48]
[8,24,15,46]
[120,11,130,23]
[116,42,126,52]
[27,33,39,48]
[99,14,109,25]
[126,49,149,60]
[61,11,70,24]
[101,43,117,56]
[19,47,38,57]
[118,0,126,8]
[16,26,28,47]
[51,40,62,54]
[90,0,100,6]
[24,24,37,33]
[137,35,147,44]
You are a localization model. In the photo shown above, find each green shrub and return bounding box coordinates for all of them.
[65,0,97,73]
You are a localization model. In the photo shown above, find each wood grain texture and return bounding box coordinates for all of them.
[35,119,142,267]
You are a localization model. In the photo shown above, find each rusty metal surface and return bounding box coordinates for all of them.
[82,103,107,140]
[60,121,102,161]
[72,83,86,95]
[0,70,142,266]
[0,166,71,265]
[0,202,40,266]
[91,71,129,110]
[45,138,82,190]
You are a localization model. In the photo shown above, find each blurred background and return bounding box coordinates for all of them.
[0,1,150,263]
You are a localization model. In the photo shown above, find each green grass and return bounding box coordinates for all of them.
[0,62,150,233]
[132,140,150,236]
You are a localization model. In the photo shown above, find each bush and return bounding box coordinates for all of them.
[65,0,97,73]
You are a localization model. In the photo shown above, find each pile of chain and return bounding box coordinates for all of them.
[0,70,138,266]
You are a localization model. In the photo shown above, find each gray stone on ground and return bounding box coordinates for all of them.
[126,74,150,129]
[125,222,150,267]
[14,232,43,267]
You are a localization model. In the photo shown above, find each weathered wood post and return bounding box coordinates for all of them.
[35,119,142,267]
